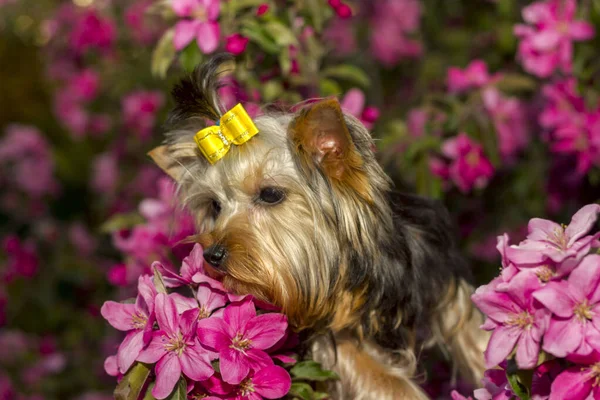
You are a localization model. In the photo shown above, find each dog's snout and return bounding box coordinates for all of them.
[203,244,227,268]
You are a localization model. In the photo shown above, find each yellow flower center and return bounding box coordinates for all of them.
[164,332,187,356]
[535,265,555,283]
[131,312,147,329]
[575,301,594,322]
[198,306,211,319]
[507,311,535,329]
[230,333,252,352]
[549,224,569,250]
[590,363,600,387]
[238,378,255,396]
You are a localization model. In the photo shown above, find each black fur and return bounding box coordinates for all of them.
[165,53,234,129]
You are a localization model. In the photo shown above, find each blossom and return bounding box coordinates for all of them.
[534,255,600,357]
[436,133,495,193]
[197,298,287,384]
[69,10,116,54]
[514,0,595,78]
[340,88,380,130]
[323,19,356,56]
[124,1,164,45]
[225,34,249,55]
[172,0,220,53]
[369,0,422,66]
[472,272,548,369]
[506,204,600,265]
[91,152,118,194]
[549,351,600,400]
[539,79,585,131]
[482,88,529,162]
[137,293,214,399]
[100,275,156,373]
[550,110,600,174]
[122,90,164,140]
[256,4,269,16]
[1,235,39,282]
[447,60,490,94]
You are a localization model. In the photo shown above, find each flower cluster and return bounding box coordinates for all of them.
[101,244,293,399]
[454,203,600,400]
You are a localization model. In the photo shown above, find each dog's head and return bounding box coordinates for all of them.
[151,55,395,331]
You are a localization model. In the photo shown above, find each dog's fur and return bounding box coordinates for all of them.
[150,54,488,399]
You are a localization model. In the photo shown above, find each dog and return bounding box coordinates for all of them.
[149,54,488,399]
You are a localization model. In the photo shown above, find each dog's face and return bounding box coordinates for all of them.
[150,59,392,330]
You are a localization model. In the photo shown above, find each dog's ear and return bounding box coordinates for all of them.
[290,98,371,201]
[148,144,196,181]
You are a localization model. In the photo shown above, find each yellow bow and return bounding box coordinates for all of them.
[194,103,259,164]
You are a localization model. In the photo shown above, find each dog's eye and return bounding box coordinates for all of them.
[258,187,285,205]
[210,199,222,216]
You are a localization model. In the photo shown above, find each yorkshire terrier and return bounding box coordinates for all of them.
[150,54,488,399]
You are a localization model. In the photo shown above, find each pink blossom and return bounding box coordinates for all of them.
[2,235,39,282]
[124,1,163,45]
[514,0,595,78]
[472,272,548,369]
[539,79,585,130]
[69,10,116,54]
[103,355,119,377]
[122,90,164,140]
[172,0,220,53]
[68,222,97,256]
[107,263,129,287]
[215,366,292,400]
[197,298,287,384]
[549,351,600,400]
[340,88,380,130]
[534,255,600,357]
[369,0,422,66]
[323,19,356,56]
[550,110,600,174]
[225,34,249,55]
[157,243,225,290]
[137,293,214,399]
[438,133,495,193]
[91,152,118,194]
[101,275,156,373]
[256,4,269,16]
[507,204,600,265]
[447,60,490,94]
[66,69,100,102]
[482,88,530,162]
[531,360,564,400]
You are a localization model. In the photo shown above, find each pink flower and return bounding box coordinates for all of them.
[107,263,129,287]
[472,272,548,369]
[69,10,116,54]
[124,1,164,45]
[221,366,292,400]
[438,133,495,193]
[172,0,220,53]
[68,222,97,256]
[122,90,164,141]
[225,33,249,55]
[197,299,287,384]
[340,88,380,130]
[507,204,600,265]
[2,235,39,282]
[447,60,490,94]
[534,255,600,357]
[539,79,585,130]
[531,360,564,400]
[514,0,595,78]
[137,293,214,399]
[550,111,600,174]
[67,69,100,102]
[369,0,422,66]
[256,4,269,16]
[101,275,156,373]
[91,152,118,194]
[482,88,530,162]
[322,19,356,56]
[549,351,600,400]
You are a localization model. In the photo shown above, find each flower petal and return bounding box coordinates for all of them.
[152,353,182,400]
[219,348,249,384]
[533,282,576,318]
[180,308,200,336]
[543,318,582,358]
[173,20,201,51]
[197,284,227,312]
[244,313,288,350]
[566,204,600,246]
[196,21,220,54]
[549,367,594,400]
[137,331,168,364]
[224,298,255,334]
[170,292,198,315]
[253,365,292,399]
[515,331,540,369]
[197,316,232,351]
[179,345,214,381]
[484,325,521,368]
[568,255,600,299]
[180,243,204,281]
[101,301,136,331]
[155,293,179,334]
[117,330,145,374]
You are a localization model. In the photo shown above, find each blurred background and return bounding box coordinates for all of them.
[1,0,600,398]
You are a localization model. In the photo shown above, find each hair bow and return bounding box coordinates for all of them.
[194,103,259,164]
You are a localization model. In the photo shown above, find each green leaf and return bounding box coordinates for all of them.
[319,78,342,97]
[100,212,145,233]
[152,265,168,294]
[495,73,537,93]
[225,0,265,14]
[288,382,314,400]
[262,80,284,102]
[279,47,292,76]
[306,0,326,32]
[313,392,330,400]
[263,21,299,47]
[290,361,339,382]
[322,65,370,88]
[179,42,203,73]
[506,359,532,400]
[114,362,152,400]
[152,29,176,78]
[241,21,280,54]
[143,383,156,400]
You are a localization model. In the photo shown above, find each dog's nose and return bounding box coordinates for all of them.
[203,244,227,268]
